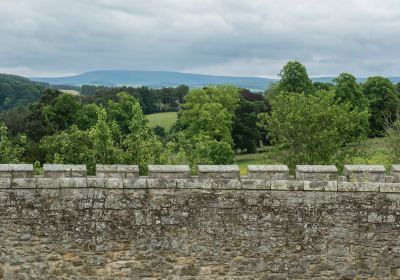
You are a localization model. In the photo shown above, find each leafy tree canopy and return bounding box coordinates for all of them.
[362,76,400,136]
[278,61,314,94]
[258,91,369,169]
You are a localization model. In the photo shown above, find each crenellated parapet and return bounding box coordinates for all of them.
[1,163,400,192]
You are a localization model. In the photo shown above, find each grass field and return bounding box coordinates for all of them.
[146,112,178,130]
[235,137,393,175]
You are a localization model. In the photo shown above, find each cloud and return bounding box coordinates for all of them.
[0,0,399,77]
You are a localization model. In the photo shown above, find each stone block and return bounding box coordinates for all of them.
[338,182,356,192]
[391,165,400,182]
[10,164,34,178]
[354,182,381,192]
[123,178,147,189]
[296,165,338,181]
[380,183,400,193]
[344,165,385,182]
[0,164,11,178]
[0,164,34,178]
[103,178,123,189]
[147,178,177,188]
[148,165,190,178]
[11,178,36,189]
[43,164,87,178]
[0,178,11,188]
[240,178,271,190]
[386,175,396,183]
[96,164,139,178]
[87,177,104,188]
[271,180,304,191]
[87,178,123,188]
[303,181,337,191]
[197,165,240,179]
[176,177,213,189]
[60,178,87,188]
[36,178,60,189]
[211,179,241,190]
[247,165,289,180]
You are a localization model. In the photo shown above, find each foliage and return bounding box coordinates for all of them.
[385,116,400,163]
[82,84,189,114]
[313,82,334,91]
[334,73,367,110]
[121,96,165,173]
[232,96,267,153]
[258,91,369,169]
[179,86,239,144]
[0,123,26,163]
[278,61,314,94]
[0,74,47,111]
[362,76,400,136]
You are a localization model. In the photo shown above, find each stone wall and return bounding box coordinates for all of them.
[1,164,400,279]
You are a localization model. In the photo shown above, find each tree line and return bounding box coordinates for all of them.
[1,61,400,172]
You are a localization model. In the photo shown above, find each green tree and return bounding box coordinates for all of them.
[258,91,369,169]
[89,107,124,167]
[121,96,165,173]
[385,116,400,163]
[40,125,92,166]
[179,86,239,144]
[0,123,26,163]
[334,73,367,110]
[176,86,239,165]
[278,61,314,94]
[362,76,400,136]
[232,97,264,153]
[42,93,81,132]
[75,103,100,130]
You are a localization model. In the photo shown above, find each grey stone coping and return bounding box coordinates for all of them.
[296,165,338,173]
[344,165,385,173]
[43,164,87,171]
[148,165,190,173]
[248,165,289,173]
[96,164,139,173]
[0,164,10,171]
[197,165,240,173]
[0,164,33,172]
[392,165,400,172]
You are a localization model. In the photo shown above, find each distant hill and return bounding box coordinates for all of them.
[31,70,400,92]
[0,73,48,110]
[31,70,274,91]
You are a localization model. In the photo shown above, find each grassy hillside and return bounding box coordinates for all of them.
[146,112,178,130]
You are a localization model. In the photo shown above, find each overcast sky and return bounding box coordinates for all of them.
[0,0,399,78]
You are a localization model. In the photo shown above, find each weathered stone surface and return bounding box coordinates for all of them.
[148,165,190,178]
[240,178,271,189]
[123,178,147,189]
[392,165,400,182]
[1,164,400,279]
[96,164,139,178]
[198,165,240,178]
[380,183,400,193]
[1,187,400,279]
[43,164,87,178]
[296,165,338,181]
[0,164,33,178]
[344,164,386,182]
[271,180,304,190]
[303,180,337,191]
[247,165,289,180]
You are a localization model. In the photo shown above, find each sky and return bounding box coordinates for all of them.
[0,0,399,78]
